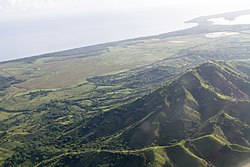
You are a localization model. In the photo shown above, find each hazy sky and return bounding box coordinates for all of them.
[0,0,250,62]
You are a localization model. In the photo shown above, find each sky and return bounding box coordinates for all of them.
[0,0,250,62]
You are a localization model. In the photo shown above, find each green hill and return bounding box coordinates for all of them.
[35,135,250,167]
[64,62,250,150]
[2,58,250,166]
[2,60,250,166]
[4,61,247,167]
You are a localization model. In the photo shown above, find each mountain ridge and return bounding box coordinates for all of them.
[2,61,250,166]
[54,61,250,152]
[30,61,250,167]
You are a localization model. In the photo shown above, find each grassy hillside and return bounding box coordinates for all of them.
[2,61,250,166]
[34,135,250,167]
[66,62,250,149]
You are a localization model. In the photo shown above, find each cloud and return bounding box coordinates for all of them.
[0,0,249,22]
[1,0,249,13]
[0,0,56,12]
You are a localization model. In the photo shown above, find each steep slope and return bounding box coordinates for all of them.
[65,62,249,149]
[2,61,250,166]
[119,62,250,149]
[33,61,250,167]
[39,135,250,167]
